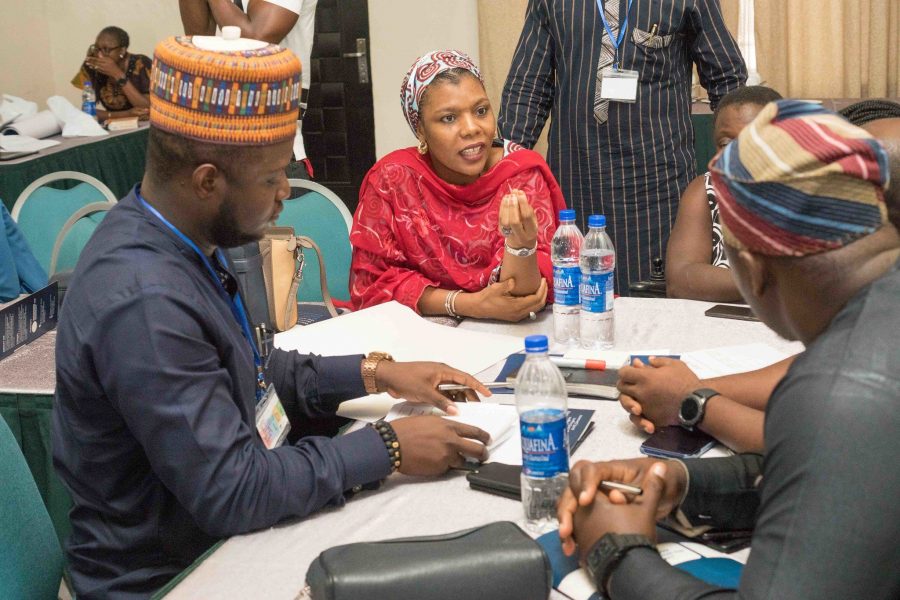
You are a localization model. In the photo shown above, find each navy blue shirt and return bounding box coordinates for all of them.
[499,0,746,293]
[53,188,391,599]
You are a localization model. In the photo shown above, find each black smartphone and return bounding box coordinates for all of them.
[466,462,521,500]
[640,427,716,459]
[704,304,759,322]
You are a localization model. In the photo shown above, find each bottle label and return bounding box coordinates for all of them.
[552,266,581,306]
[520,410,568,478]
[580,271,614,313]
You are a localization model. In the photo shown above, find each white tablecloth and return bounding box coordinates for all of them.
[164,298,801,599]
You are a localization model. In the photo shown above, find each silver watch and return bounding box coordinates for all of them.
[504,241,537,257]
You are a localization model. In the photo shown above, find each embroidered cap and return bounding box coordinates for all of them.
[710,99,890,257]
[149,34,301,146]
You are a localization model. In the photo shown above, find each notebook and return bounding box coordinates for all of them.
[505,363,619,400]
[384,401,518,451]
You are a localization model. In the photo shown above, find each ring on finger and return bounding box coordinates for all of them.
[529,311,537,320]
[500,226,513,237]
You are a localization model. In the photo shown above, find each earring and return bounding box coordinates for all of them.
[417,139,428,155]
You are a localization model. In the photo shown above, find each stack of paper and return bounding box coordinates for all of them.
[385,401,517,451]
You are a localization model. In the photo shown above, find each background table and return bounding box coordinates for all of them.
[0,329,71,544]
[161,297,802,599]
[0,123,149,212]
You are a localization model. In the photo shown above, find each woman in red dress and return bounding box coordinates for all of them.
[347,50,567,322]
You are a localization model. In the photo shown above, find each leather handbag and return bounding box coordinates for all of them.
[259,226,338,331]
[304,521,552,600]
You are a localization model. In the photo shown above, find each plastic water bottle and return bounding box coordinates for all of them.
[81,81,97,119]
[551,209,584,346]
[579,215,615,349]
[516,334,569,534]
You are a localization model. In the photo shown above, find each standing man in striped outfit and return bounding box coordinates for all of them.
[499,0,746,294]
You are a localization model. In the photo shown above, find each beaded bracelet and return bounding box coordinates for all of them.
[373,419,401,473]
[444,289,462,319]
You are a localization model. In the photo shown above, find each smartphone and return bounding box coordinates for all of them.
[704,304,759,322]
[640,427,716,459]
[466,462,521,500]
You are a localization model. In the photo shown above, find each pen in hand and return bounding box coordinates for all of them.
[599,480,642,496]
[438,381,513,392]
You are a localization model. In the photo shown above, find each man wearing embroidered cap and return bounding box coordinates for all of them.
[558,100,900,599]
[53,35,492,599]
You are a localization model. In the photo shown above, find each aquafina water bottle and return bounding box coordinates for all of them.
[516,334,569,534]
[579,215,615,349]
[81,81,97,119]
[551,209,584,346]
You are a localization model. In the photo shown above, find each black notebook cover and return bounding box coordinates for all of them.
[498,354,620,400]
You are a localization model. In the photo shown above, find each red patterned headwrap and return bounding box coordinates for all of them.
[400,49,483,136]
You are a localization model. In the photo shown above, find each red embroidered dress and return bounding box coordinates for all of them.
[346,141,567,312]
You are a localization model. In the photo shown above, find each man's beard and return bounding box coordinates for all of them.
[210,197,263,249]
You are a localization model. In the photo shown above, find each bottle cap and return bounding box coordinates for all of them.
[524,335,549,353]
[588,214,606,228]
[559,209,576,221]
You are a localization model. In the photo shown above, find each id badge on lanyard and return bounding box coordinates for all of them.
[597,0,639,103]
[138,191,292,450]
[255,384,291,449]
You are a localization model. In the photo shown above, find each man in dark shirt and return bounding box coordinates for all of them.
[558,101,900,598]
[53,36,491,599]
[499,0,746,293]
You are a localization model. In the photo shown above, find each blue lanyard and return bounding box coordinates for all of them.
[138,191,267,402]
[597,0,635,70]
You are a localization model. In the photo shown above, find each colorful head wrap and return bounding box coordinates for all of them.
[149,35,301,146]
[400,50,483,135]
[710,99,890,257]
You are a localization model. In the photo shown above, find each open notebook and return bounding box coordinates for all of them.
[385,401,517,452]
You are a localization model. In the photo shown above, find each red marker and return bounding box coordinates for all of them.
[549,357,609,370]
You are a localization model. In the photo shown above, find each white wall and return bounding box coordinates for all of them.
[0,0,479,158]
[368,0,480,158]
[0,1,182,107]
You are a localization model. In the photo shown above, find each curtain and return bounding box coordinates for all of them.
[478,0,900,106]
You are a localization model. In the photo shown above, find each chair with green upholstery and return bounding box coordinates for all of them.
[48,202,112,276]
[12,171,117,274]
[278,179,353,302]
[0,416,67,599]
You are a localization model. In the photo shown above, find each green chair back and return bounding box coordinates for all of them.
[277,180,353,302]
[12,171,116,274]
[0,417,65,599]
[49,203,111,275]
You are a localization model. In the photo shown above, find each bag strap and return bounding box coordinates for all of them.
[296,235,338,318]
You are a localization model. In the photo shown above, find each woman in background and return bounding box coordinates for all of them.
[72,26,151,122]
[665,86,782,301]
[346,50,566,322]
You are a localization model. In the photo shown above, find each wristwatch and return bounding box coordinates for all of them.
[504,241,538,257]
[361,351,393,394]
[678,388,720,429]
[116,76,128,87]
[584,533,655,593]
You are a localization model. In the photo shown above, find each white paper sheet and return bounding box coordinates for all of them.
[0,134,59,152]
[0,110,61,139]
[385,401,517,451]
[680,342,801,379]
[47,96,107,138]
[274,302,525,420]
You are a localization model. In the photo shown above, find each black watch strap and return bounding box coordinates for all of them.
[116,76,128,87]
[678,387,720,429]
[585,533,655,593]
